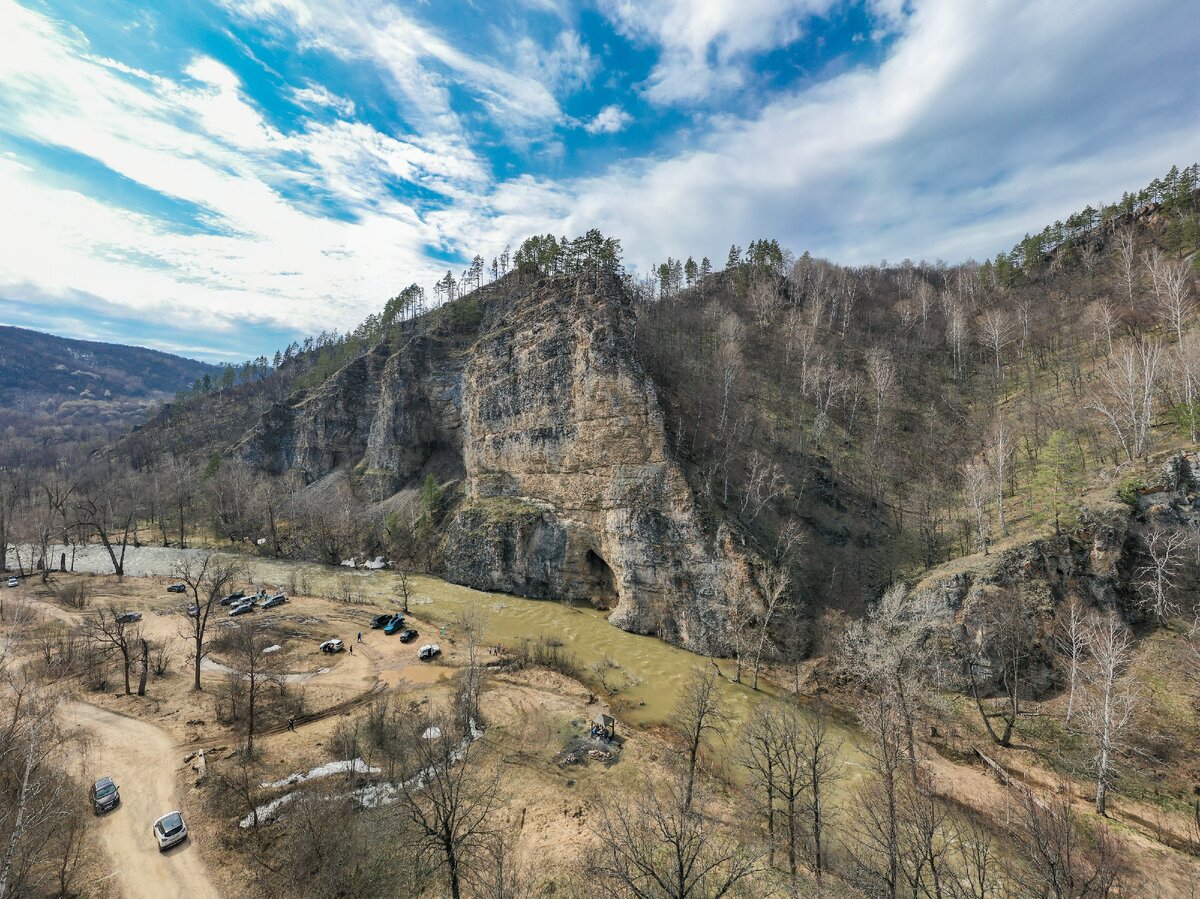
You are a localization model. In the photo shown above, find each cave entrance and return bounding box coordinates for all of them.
[585,549,618,609]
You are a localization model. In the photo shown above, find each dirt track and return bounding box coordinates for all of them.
[68,703,221,899]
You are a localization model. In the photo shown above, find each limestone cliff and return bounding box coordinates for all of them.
[911,450,1200,694]
[239,275,762,653]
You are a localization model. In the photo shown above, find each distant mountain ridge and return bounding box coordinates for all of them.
[0,324,217,406]
[0,325,220,455]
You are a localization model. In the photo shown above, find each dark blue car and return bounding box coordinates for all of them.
[383,614,405,635]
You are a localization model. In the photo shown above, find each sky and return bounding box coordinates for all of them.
[0,0,1197,363]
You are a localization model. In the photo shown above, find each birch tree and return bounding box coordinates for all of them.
[1086,298,1121,357]
[1156,256,1194,344]
[1135,526,1188,624]
[1112,228,1137,308]
[1053,597,1091,726]
[1079,615,1137,816]
[980,308,1012,379]
[986,416,1012,537]
[962,459,991,556]
[1169,334,1200,444]
[1089,340,1160,462]
[865,347,898,452]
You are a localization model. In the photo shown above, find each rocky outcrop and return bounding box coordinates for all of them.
[243,347,390,481]
[238,275,762,653]
[911,451,1200,695]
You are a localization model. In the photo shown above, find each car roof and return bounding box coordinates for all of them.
[95,776,114,788]
[155,811,183,825]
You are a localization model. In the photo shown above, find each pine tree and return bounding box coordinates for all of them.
[1033,430,1083,535]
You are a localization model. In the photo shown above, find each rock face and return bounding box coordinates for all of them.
[239,276,760,653]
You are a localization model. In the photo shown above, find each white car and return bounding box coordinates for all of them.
[153,811,188,851]
[418,643,441,661]
[320,638,344,654]
[5,577,18,588]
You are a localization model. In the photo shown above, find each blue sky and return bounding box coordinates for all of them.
[0,0,1197,362]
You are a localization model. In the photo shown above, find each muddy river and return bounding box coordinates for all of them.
[21,545,862,751]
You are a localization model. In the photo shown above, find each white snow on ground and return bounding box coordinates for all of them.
[421,726,442,740]
[262,645,281,654]
[260,758,381,790]
[239,792,296,829]
[241,721,484,827]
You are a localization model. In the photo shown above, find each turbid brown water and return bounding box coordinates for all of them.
[32,545,864,756]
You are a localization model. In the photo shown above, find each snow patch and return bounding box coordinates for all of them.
[241,721,484,826]
[262,644,281,654]
[260,758,381,790]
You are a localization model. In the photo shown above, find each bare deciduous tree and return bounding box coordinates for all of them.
[1112,227,1137,309]
[980,308,1012,379]
[1079,614,1137,816]
[589,772,764,899]
[1089,339,1161,462]
[1053,597,1091,726]
[175,553,244,691]
[393,714,498,899]
[962,459,992,556]
[750,564,791,691]
[1086,298,1121,357]
[798,705,843,881]
[1013,786,1125,898]
[966,587,1036,747]
[673,666,727,812]
[1135,526,1188,624]
[84,605,142,695]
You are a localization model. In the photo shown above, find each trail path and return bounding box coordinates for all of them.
[67,703,222,899]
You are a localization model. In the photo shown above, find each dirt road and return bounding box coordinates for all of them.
[67,703,222,899]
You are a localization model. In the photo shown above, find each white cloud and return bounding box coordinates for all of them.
[291,82,356,117]
[599,0,836,104]
[583,105,632,135]
[0,0,479,337]
[516,29,596,95]
[219,0,565,133]
[477,0,1200,270]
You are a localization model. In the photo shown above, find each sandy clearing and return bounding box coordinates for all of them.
[67,702,222,899]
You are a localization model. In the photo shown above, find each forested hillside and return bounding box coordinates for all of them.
[0,325,219,460]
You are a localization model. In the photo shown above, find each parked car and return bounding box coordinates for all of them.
[229,603,255,617]
[262,594,287,609]
[320,638,344,654]
[369,614,392,629]
[6,577,18,588]
[219,590,246,606]
[418,643,441,661]
[115,611,142,624]
[153,811,188,851]
[186,604,200,617]
[399,628,418,643]
[384,614,405,635]
[90,776,120,815]
[166,583,186,593]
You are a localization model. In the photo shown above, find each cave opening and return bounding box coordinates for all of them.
[585,549,618,609]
